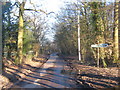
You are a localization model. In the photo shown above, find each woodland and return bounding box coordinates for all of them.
[0,0,120,89]
[0,0,119,67]
[54,1,120,67]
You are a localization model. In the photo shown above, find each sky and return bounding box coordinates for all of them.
[29,0,115,41]
[25,0,72,41]
[6,0,73,42]
[9,0,68,41]
[38,0,64,41]
[18,0,67,41]
[39,0,69,41]
[7,0,116,41]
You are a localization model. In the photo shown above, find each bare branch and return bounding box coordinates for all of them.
[24,9,47,14]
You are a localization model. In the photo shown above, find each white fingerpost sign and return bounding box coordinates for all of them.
[91,43,110,67]
[91,43,109,48]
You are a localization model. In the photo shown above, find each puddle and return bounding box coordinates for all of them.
[45,67,55,71]
[61,69,76,75]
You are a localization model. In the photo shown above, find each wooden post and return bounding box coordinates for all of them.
[97,40,100,67]
[97,47,100,67]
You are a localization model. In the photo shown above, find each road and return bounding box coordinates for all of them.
[11,53,78,89]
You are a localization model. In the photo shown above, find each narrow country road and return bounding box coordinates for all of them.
[11,53,78,89]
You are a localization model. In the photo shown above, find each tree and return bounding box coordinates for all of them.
[16,1,26,64]
[89,2,108,67]
[16,0,47,64]
[113,1,120,62]
[55,1,117,67]
[2,2,17,60]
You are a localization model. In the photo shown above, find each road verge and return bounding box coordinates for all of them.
[2,55,49,89]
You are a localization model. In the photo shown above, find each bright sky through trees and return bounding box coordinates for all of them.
[25,0,70,41]
[4,0,116,41]
[28,0,115,41]
[36,0,75,41]
[8,0,66,41]
[38,0,66,41]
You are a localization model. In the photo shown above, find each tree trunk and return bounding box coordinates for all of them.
[90,2,107,67]
[113,2,119,62]
[118,1,120,60]
[97,17,107,67]
[16,2,25,64]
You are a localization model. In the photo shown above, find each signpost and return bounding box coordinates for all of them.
[91,43,110,48]
[91,43,110,67]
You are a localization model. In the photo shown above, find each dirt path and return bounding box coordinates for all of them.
[10,53,78,89]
